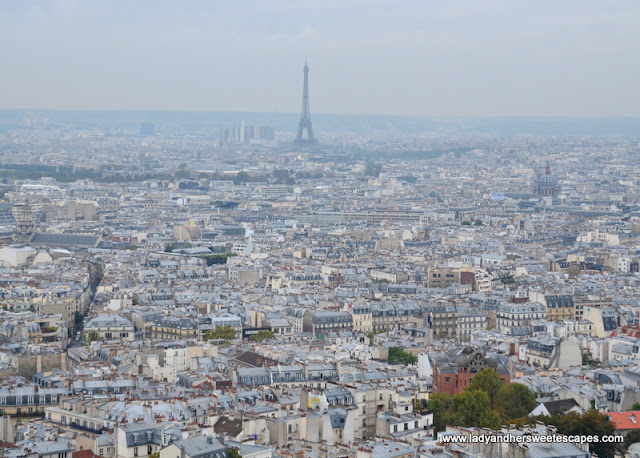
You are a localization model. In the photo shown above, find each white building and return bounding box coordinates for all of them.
[496,302,546,334]
[84,314,135,342]
[0,245,37,267]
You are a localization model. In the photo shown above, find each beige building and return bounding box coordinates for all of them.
[343,303,373,334]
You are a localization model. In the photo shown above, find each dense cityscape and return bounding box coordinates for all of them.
[2,1,640,457]
[0,92,639,458]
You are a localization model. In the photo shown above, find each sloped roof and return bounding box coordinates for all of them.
[604,411,640,430]
[214,416,243,437]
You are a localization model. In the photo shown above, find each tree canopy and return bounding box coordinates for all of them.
[426,393,453,432]
[84,331,100,343]
[203,325,237,343]
[388,347,417,365]
[248,330,276,342]
[623,430,640,454]
[451,390,501,429]
[466,367,504,406]
[494,383,537,420]
[510,410,616,457]
[549,410,616,458]
[429,378,537,433]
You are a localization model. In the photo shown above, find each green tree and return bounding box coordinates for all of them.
[149,453,160,458]
[553,410,616,458]
[249,330,276,342]
[466,367,504,407]
[461,220,472,226]
[131,294,139,306]
[84,331,100,343]
[204,325,237,343]
[388,347,418,365]
[622,430,640,453]
[226,448,242,458]
[74,311,84,327]
[494,383,537,420]
[427,393,453,432]
[233,172,250,185]
[174,169,190,179]
[200,254,233,266]
[451,390,501,429]
[473,219,483,226]
[366,329,384,340]
[582,349,597,367]
[631,402,640,411]
[164,243,175,253]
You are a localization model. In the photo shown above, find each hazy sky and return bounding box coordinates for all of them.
[1,0,639,116]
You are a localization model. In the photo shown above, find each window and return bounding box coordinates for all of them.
[405,406,409,411]
[415,421,419,429]
[147,446,153,455]
[393,425,398,432]
[134,448,138,457]
[404,422,408,430]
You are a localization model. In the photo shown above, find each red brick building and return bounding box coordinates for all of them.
[432,346,510,395]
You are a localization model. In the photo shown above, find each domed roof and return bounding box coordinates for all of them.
[536,163,559,187]
[537,174,558,187]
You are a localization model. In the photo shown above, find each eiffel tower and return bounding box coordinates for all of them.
[293,60,317,147]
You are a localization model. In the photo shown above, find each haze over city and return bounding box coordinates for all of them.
[1,0,639,116]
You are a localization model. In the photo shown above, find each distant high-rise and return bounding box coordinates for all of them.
[14,201,34,243]
[293,60,317,148]
[219,124,274,145]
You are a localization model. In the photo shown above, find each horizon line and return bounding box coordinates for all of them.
[1,108,639,120]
